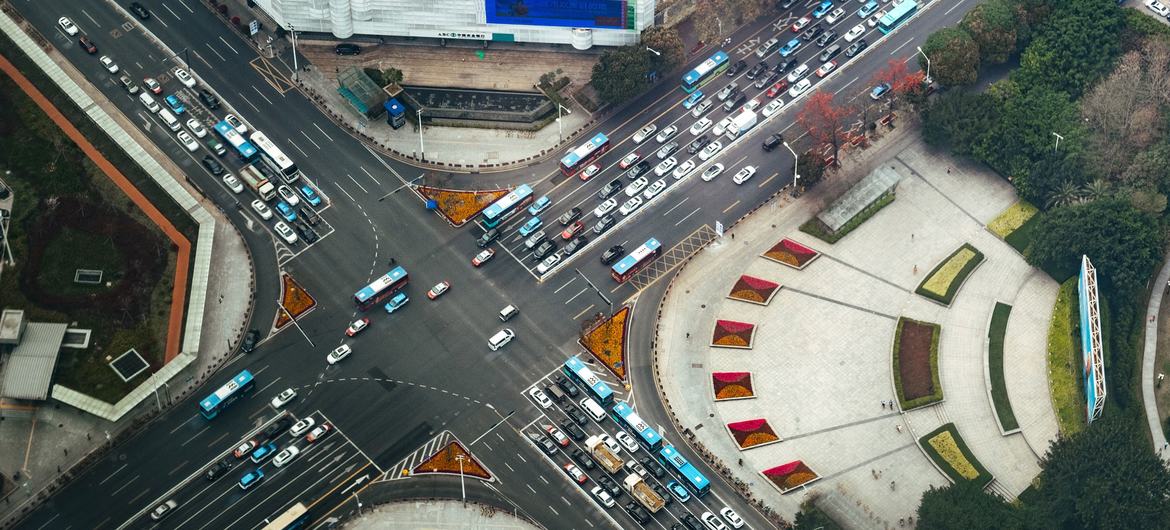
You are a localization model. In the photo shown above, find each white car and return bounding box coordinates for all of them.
[733,166,757,185]
[702,511,730,530]
[632,124,657,143]
[224,113,247,134]
[698,140,723,161]
[788,78,813,98]
[844,23,866,43]
[625,177,649,197]
[690,117,712,136]
[222,174,244,193]
[655,125,678,143]
[278,185,300,206]
[712,117,733,137]
[825,7,846,23]
[326,344,351,364]
[177,131,199,152]
[720,507,745,528]
[787,63,810,83]
[186,119,207,138]
[615,431,639,452]
[581,164,600,180]
[272,446,300,468]
[654,157,677,176]
[99,55,119,74]
[672,159,696,180]
[642,178,666,200]
[274,221,298,244]
[762,99,786,118]
[618,196,643,215]
[816,61,838,78]
[290,417,315,437]
[593,198,618,218]
[691,99,713,117]
[528,388,553,409]
[251,199,273,220]
[270,388,296,408]
[702,163,725,182]
[590,486,615,508]
[715,83,738,101]
[58,17,79,35]
[536,254,560,274]
[173,67,196,88]
[869,11,885,27]
[1148,0,1170,16]
[599,434,622,454]
[743,97,762,112]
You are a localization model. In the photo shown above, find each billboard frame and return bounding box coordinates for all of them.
[1078,255,1106,423]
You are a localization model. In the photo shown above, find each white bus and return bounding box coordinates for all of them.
[249,130,300,183]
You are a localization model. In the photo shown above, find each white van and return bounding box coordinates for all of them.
[488,328,514,351]
[580,397,605,422]
[158,108,180,131]
[499,305,519,322]
[138,92,160,113]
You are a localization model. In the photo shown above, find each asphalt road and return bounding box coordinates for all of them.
[8,0,979,528]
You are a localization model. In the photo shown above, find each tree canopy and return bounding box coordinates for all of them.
[1013,0,1124,99]
[920,28,981,86]
[920,91,1000,156]
[960,0,1023,64]
[641,26,686,74]
[917,480,1024,530]
[591,46,653,105]
[975,85,1086,198]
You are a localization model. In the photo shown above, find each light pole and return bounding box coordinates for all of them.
[915,46,931,84]
[645,46,661,57]
[417,109,426,161]
[276,300,315,348]
[574,268,614,314]
[1052,132,1064,152]
[782,141,800,195]
[287,24,299,81]
[455,454,467,507]
[556,103,571,144]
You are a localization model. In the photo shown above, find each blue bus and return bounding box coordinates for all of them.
[878,0,918,34]
[611,401,663,451]
[559,133,610,176]
[481,184,534,228]
[214,121,258,160]
[563,356,614,405]
[659,444,712,497]
[682,51,729,93]
[199,370,255,419]
[611,238,661,282]
[354,266,409,311]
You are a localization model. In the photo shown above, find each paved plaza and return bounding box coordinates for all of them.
[655,136,1060,527]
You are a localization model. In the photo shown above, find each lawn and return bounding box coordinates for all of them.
[916,244,985,306]
[893,317,943,410]
[1048,278,1086,436]
[37,227,124,297]
[799,192,895,244]
[988,200,1041,255]
[988,302,1019,432]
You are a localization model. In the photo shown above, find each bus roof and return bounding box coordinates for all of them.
[482,184,534,220]
[612,401,662,447]
[354,266,408,303]
[611,238,661,275]
[880,0,917,24]
[214,121,258,158]
[660,445,711,490]
[564,356,614,399]
[200,370,254,411]
[560,133,609,169]
[683,51,729,85]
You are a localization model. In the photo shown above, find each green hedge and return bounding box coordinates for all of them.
[1004,213,1041,254]
[919,422,994,489]
[1048,278,1085,436]
[988,302,1019,432]
[893,317,944,410]
[799,191,895,244]
[915,243,985,306]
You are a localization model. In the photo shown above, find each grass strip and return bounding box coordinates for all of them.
[988,302,1019,431]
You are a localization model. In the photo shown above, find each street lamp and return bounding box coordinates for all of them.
[915,46,931,84]
[455,454,467,507]
[1052,132,1064,152]
[574,268,614,314]
[286,24,299,81]
[645,46,661,56]
[782,141,800,195]
[557,103,571,144]
[417,109,426,161]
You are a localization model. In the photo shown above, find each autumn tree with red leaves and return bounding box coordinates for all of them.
[796,90,853,164]
[871,59,928,107]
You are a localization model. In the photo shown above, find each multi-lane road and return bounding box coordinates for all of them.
[7,0,979,528]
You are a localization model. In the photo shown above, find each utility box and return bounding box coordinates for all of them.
[385,98,406,129]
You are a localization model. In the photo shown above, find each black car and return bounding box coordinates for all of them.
[774,58,799,74]
[296,224,319,244]
[553,373,580,398]
[597,475,622,498]
[627,160,652,180]
[800,23,824,42]
[565,403,589,425]
[688,135,711,155]
[78,35,97,54]
[626,502,651,524]
[477,228,499,247]
[846,39,869,58]
[639,456,667,479]
[745,62,767,80]
[533,240,557,260]
[592,215,616,235]
[241,329,260,353]
[129,2,151,19]
[763,133,783,152]
[599,178,623,199]
[816,30,838,48]
[681,514,704,530]
[601,245,625,265]
[201,155,224,175]
[558,207,582,226]
[335,43,361,55]
[528,433,557,455]
[723,93,747,112]
[755,72,779,89]
[198,89,220,109]
[558,418,586,441]
[205,458,232,481]
[650,482,673,506]
[564,235,588,256]
[726,59,748,77]
[570,449,596,471]
[263,417,292,439]
[299,207,320,226]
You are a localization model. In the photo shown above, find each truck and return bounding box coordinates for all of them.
[238,164,276,201]
[623,474,665,514]
[726,110,758,140]
[585,436,623,474]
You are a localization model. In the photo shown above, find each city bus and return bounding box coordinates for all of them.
[681,51,729,93]
[481,184,534,228]
[878,0,918,34]
[659,444,712,497]
[199,370,255,419]
[610,401,663,451]
[214,121,258,161]
[559,133,611,177]
[562,356,615,405]
[354,266,409,311]
[261,502,309,530]
[250,130,301,183]
[611,238,662,282]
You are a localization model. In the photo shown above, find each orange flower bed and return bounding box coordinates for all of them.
[712,372,756,401]
[728,275,781,305]
[762,238,820,269]
[711,320,755,349]
[727,419,781,450]
[581,307,630,380]
[418,185,509,227]
[412,441,492,479]
[762,460,820,493]
[275,274,317,329]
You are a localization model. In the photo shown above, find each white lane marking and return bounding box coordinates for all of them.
[834,75,858,95]
[554,277,577,294]
[675,207,701,226]
[218,36,240,55]
[564,287,589,305]
[890,37,913,55]
[236,92,262,114]
[285,137,310,157]
[204,42,226,62]
[178,0,196,13]
[251,85,275,106]
[81,9,101,28]
[662,196,689,216]
[313,123,335,142]
[333,182,357,202]
[346,174,369,194]
[299,130,322,150]
[162,4,181,21]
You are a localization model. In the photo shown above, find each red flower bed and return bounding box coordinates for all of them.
[712,320,756,349]
[727,418,781,450]
[762,238,820,269]
[762,460,820,493]
[728,275,781,305]
[580,307,630,380]
[275,273,317,329]
[712,372,755,401]
[411,441,492,480]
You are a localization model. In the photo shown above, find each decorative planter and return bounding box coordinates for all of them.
[762,238,820,270]
[727,275,781,306]
[712,320,756,349]
[761,460,820,494]
[579,306,630,380]
[712,372,756,401]
[727,418,782,450]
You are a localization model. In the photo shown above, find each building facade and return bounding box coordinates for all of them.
[255,0,656,49]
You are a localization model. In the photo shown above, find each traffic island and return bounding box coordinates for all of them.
[411,440,493,481]
[417,185,509,227]
[918,423,993,488]
[761,460,821,494]
[711,319,756,349]
[727,275,781,306]
[893,317,943,410]
[274,273,317,329]
[712,372,756,401]
[727,419,782,450]
[579,306,630,380]
[915,243,985,306]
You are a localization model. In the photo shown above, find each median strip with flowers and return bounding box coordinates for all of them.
[762,238,821,270]
[727,275,781,306]
[580,307,630,380]
[411,440,493,480]
[761,460,820,494]
[727,418,781,450]
[711,319,756,349]
[275,273,317,329]
[417,185,509,227]
[712,372,756,401]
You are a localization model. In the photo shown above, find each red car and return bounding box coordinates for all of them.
[427,281,451,300]
[345,318,370,337]
[563,463,587,484]
[232,439,258,458]
[560,221,584,240]
[544,425,569,447]
[766,79,789,98]
[472,248,495,267]
[618,152,640,169]
[791,16,811,32]
[78,36,97,54]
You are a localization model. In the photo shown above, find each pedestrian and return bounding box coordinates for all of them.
[913,265,918,274]
[731,233,734,240]
[911,233,914,241]
[890,480,896,490]
[896,424,903,433]
[686,332,690,339]
[880,400,885,409]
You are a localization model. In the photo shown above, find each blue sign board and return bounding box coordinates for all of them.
[484,0,630,30]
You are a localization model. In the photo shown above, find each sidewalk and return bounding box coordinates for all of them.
[1143,248,1170,463]
[343,500,537,530]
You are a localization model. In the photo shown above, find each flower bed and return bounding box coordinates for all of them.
[761,238,821,270]
[580,306,630,380]
[274,273,316,329]
[919,423,993,488]
[727,275,781,305]
[727,419,781,450]
[761,460,820,494]
[916,243,985,306]
[411,441,493,480]
[988,201,1038,238]
[417,185,510,227]
[892,317,943,410]
[711,320,756,349]
[712,372,756,401]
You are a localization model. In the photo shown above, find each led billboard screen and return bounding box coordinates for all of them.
[485,0,631,29]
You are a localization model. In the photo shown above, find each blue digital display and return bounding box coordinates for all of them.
[485,0,630,29]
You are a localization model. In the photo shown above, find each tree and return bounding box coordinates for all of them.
[795,90,853,163]
[1026,149,1088,207]
[916,480,1024,530]
[641,26,685,73]
[1082,41,1170,181]
[976,85,1086,193]
[960,0,1023,64]
[1125,143,1170,193]
[591,46,653,105]
[694,0,733,44]
[1013,0,1124,99]
[919,91,1000,156]
[797,149,828,189]
[920,28,981,86]
[1129,187,1167,214]
[1045,180,1083,209]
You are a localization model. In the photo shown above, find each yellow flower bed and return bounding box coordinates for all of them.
[921,248,977,297]
[275,274,316,329]
[581,307,629,379]
[988,201,1038,238]
[418,186,509,226]
[927,431,979,480]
